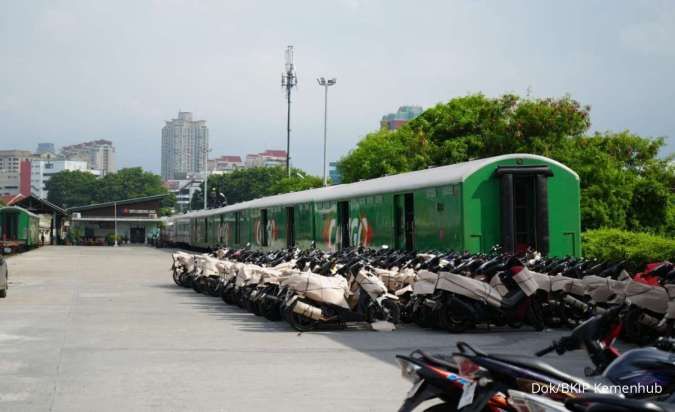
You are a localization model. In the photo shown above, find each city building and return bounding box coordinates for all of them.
[0,150,33,196]
[36,143,56,155]
[164,179,204,212]
[161,111,209,180]
[244,150,287,168]
[380,106,423,130]
[30,159,94,199]
[61,139,116,175]
[328,162,342,185]
[68,194,167,245]
[208,155,243,174]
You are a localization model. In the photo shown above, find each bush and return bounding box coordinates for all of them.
[582,229,675,271]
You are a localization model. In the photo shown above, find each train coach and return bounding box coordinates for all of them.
[161,154,582,257]
[0,206,40,252]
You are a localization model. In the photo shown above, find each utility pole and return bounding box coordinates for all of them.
[203,145,210,211]
[281,45,297,177]
[113,201,118,247]
[317,77,336,186]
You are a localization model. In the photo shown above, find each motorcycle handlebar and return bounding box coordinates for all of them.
[535,343,557,357]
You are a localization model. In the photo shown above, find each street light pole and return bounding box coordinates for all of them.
[113,201,118,247]
[317,77,336,186]
[204,145,210,211]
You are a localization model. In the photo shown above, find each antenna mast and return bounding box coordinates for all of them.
[281,45,297,177]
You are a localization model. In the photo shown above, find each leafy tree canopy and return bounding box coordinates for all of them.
[189,167,323,210]
[338,94,674,234]
[46,167,175,213]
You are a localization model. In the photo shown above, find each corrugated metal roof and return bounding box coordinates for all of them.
[180,154,577,219]
[0,205,41,219]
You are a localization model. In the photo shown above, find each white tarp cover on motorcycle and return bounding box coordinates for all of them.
[583,275,628,303]
[199,255,220,276]
[373,267,417,292]
[664,284,675,320]
[412,270,439,296]
[436,271,503,307]
[173,252,195,272]
[624,280,669,314]
[282,272,350,309]
[510,267,539,297]
[356,270,389,299]
[236,264,263,287]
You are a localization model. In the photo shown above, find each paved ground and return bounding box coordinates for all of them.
[0,246,593,412]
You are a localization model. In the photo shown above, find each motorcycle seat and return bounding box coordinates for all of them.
[488,354,600,389]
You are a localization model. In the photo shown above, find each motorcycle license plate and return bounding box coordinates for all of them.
[457,381,476,409]
[406,379,424,399]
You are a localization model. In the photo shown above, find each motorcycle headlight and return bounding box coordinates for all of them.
[396,358,422,383]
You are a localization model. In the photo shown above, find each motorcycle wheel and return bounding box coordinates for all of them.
[413,305,435,328]
[261,298,282,321]
[172,268,183,286]
[438,307,473,333]
[622,307,657,345]
[382,299,401,324]
[423,403,457,412]
[526,299,545,332]
[286,300,319,332]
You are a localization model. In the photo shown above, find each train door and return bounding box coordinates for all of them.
[337,201,350,249]
[219,215,224,245]
[497,167,551,255]
[260,209,268,246]
[394,194,415,251]
[234,212,241,245]
[286,207,295,248]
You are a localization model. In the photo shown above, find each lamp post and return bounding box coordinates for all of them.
[317,77,336,186]
[204,146,211,211]
[113,201,118,247]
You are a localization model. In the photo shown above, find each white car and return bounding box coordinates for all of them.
[0,253,7,298]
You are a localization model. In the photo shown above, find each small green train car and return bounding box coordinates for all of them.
[0,206,40,252]
[163,154,581,257]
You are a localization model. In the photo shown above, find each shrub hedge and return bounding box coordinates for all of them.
[582,228,675,270]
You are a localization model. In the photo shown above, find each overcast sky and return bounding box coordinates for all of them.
[1,0,673,175]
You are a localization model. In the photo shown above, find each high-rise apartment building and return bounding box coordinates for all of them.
[61,139,116,175]
[161,112,209,180]
[36,143,56,155]
[380,106,423,130]
[0,150,33,196]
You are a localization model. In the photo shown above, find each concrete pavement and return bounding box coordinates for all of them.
[0,246,590,412]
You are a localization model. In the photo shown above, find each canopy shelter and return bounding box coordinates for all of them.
[4,194,67,245]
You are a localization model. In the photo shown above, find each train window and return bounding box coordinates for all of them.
[437,202,444,212]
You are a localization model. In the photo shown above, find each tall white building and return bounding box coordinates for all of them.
[161,111,209,180]
[0,150,32,196]
[31,159,96,199]
[61,139,116,175]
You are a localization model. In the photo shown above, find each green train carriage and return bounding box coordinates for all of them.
[167,154,581,257]
[0,206,41,252]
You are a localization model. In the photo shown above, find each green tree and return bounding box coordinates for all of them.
[189,167,323,210]
[338,94,673,234]
[45,170,99,208]
[46,168,175,212]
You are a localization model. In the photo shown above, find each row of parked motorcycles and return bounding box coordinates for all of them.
[170,246,675,410]
[170,246,675,341]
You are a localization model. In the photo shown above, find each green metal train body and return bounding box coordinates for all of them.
[161,154,582,257]
[0,206,41,251]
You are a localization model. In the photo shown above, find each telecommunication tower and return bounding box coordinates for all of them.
[281,45,297,176]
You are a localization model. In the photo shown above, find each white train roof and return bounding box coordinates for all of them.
[176,154,576,219]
